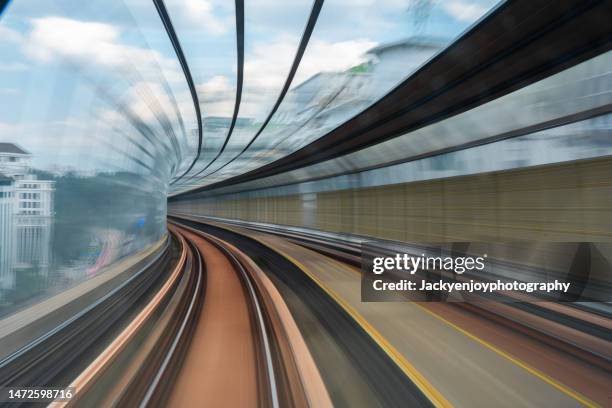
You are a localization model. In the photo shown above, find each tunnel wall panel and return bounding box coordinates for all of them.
[170,157,612,242]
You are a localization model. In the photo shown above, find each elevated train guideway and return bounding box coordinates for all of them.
[166,223,332,408]
[0,0,610,406]
[42,223,334,408]
[170,214,611,408]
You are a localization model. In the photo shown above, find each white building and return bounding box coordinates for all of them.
[0,143,54,290]
[0,172,15,289]
[274,37,445,136]
[14,178,54,273]
[362,37,445,100]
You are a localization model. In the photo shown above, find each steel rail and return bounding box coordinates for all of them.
[54,232,189,407]
[60,228,202,407]
[213,237,280,408]
[169,216,437,407]
[0,237,170,375]
[139,238,204,407]
[173,222,281,408]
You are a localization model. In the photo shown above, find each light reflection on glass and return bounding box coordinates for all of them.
[0,0,191,314]
[171,0,501,193]
[172,113,612,199]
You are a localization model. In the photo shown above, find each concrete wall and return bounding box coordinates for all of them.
[170,157,612,243]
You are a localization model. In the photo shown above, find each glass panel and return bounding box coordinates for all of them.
[182,113,612,199]
[188,50,612,194]
[171,0,315,189]
[162,0,238,181]
[171,0,501,193]
[0,0,194,314]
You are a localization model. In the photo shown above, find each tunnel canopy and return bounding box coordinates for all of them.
[0,0,505,196]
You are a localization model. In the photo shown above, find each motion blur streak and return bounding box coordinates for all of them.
[0,0,611,407]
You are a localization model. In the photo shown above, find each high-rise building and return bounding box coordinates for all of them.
[0,143,54,290]
[0,172,15,289]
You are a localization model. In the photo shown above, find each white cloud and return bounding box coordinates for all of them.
[23,17,182,83]
[243,37,298,92]
[442,0,489,22]
[14,17,197,145]
[293,38,377,84]
[197,75,231,96]
[196,75,235,116]
[238,36,376,118]
[24,18,117,64]
[176,0,228,35]
[245,37,376,91]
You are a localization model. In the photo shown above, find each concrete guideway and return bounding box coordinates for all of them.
[167,229,259,407]
[207,220,593,408]
[168,223,333,408]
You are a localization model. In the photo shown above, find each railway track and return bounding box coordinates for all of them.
[166,223,331,408]
[50,222,331,407]
[166,226,277,407]
[170,217,440,408]
[0,220,333,407]
[169,213,612,406]
[0,235,178,407]
[48,228,196,407]
[4,213,607,406]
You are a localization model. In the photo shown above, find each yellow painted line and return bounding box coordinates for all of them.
[327,251,597,407]
[259,225,600,407]
[226,228,452,408]
[413,304,599,408]
[192,218,601,407]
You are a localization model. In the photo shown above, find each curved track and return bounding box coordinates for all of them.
[170,217,439,408]
[12,222,330,407]
[8,214,607,406]
[170,214,612,407]
[64,224,283,407]
[167,226,270,407]
[167,222,334,408]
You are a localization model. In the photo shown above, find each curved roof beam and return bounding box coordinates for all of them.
[175,0,612,196]
[0,0,11,17]
[171,0,245,185]
[152,0,203,184]
[178,0,324,186]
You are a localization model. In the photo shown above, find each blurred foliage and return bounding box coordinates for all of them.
[33,169,165,266]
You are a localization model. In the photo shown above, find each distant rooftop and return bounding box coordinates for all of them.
[0,143,30,155]
[0,172,13,185]
[366,36,448,56]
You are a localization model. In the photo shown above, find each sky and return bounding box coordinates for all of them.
[0,0,500,174]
